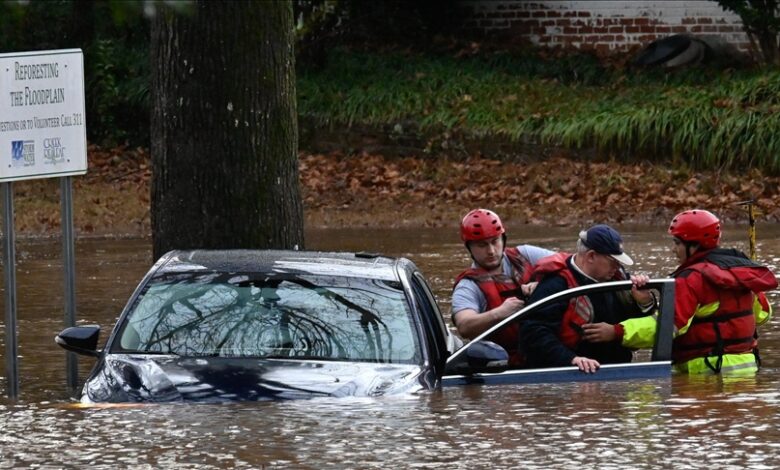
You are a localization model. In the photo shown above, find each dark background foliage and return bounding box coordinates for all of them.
[0,0,150,146]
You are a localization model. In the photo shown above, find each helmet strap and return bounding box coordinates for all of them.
[684,242,698,259]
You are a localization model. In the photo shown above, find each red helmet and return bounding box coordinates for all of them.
[460,209,505,242]
[668,209,721,249]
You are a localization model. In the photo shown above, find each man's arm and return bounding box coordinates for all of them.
[519,276,578,367]
[583,273,705,348]
[453,298,525,340]
[452,278,525,340]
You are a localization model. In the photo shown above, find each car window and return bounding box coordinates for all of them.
[412,272,447,338]
[113,272,420,363]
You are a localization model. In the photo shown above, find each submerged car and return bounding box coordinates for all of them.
[56,250,675,403]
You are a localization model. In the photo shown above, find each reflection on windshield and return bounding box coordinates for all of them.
[114,272,419,363]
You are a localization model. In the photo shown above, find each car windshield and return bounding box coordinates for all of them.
[113,271,419,363]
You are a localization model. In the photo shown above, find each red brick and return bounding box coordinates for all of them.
[541,20,555,26]
[547,10,562,18]
[698,17,713,24]
[635,18,650,26]
[579,26,594,34]
[578,11,591,17]
[681,17,697,25]
[517,10,530,18]
[656,26,671,33]
[532,11,546,18]
[690,25,702,33]
[625,26,640,34]
[671,26,687,33]
[594,26,609,33]
[609,26,624,33]
[563,26,578,34]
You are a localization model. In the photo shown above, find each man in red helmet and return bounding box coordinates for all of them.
[583,209,777,375]
[452,209,553,363]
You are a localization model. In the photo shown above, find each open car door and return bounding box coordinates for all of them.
[442,279,675,386]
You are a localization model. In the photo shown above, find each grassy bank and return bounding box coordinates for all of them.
[298,48,780,172]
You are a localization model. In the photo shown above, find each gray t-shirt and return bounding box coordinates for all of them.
[451,245,554,319]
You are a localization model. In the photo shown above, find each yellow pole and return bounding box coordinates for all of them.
[737,200,757,260]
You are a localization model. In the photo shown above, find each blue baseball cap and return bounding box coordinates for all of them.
[578,224,634,266]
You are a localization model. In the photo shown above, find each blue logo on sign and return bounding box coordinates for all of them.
[11,140,23,162]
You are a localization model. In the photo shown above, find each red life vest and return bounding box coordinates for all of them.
[533,252,627,350]
[671,249,778,364]
[453,247,534,358]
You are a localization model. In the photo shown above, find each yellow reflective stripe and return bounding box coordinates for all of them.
[677,301,719,336]
[673,353,757,375]
[620,314,658,349]
[754,295,772,326]
[694,301,719,318]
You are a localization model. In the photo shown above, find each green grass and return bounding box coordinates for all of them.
[297,49,780,172]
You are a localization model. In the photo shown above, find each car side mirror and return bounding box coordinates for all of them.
[444,340,508,375]
[55,325,101,357]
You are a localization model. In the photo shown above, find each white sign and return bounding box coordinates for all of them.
[0,49,87,182]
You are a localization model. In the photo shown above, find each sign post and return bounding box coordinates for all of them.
[0,49,87,398]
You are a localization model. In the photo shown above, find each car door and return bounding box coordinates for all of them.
[442,279,675,386]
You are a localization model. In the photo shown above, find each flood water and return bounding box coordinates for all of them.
[2,224,780,468]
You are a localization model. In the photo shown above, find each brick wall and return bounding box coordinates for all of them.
[458,0,750,55]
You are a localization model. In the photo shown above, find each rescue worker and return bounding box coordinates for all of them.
[519,224,655,373]
[452,209,553,364]
[583,210,777,375]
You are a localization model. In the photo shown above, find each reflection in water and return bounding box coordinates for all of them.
[1,226,780,467]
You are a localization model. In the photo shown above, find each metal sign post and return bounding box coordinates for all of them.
[0,49,88,398]
[2,182,18,398]
[61,176,77,392]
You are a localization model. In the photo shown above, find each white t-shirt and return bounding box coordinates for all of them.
[451,245,554,318]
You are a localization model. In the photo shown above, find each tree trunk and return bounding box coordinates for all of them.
[151,0,303,260]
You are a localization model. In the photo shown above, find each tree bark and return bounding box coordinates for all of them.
[151,0,303,260]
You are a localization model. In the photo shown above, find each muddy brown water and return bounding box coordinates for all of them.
[1,225,780,468]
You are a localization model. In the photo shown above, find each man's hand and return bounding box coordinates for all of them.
[571,356,600,373]
[630,274,653,305]
[581,322,617,343]
[493,297,525,321]
[521,281,539,298]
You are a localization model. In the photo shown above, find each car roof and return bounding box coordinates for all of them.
[155,249,408,281]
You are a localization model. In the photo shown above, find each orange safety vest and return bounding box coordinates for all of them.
[454,247,534,360]
[533,252,627,350]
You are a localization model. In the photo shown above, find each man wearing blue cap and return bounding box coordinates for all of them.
[518,224,655,373]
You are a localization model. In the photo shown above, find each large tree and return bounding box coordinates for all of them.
[151,1,303,259]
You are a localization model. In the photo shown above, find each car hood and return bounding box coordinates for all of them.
[82,354,426,403]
